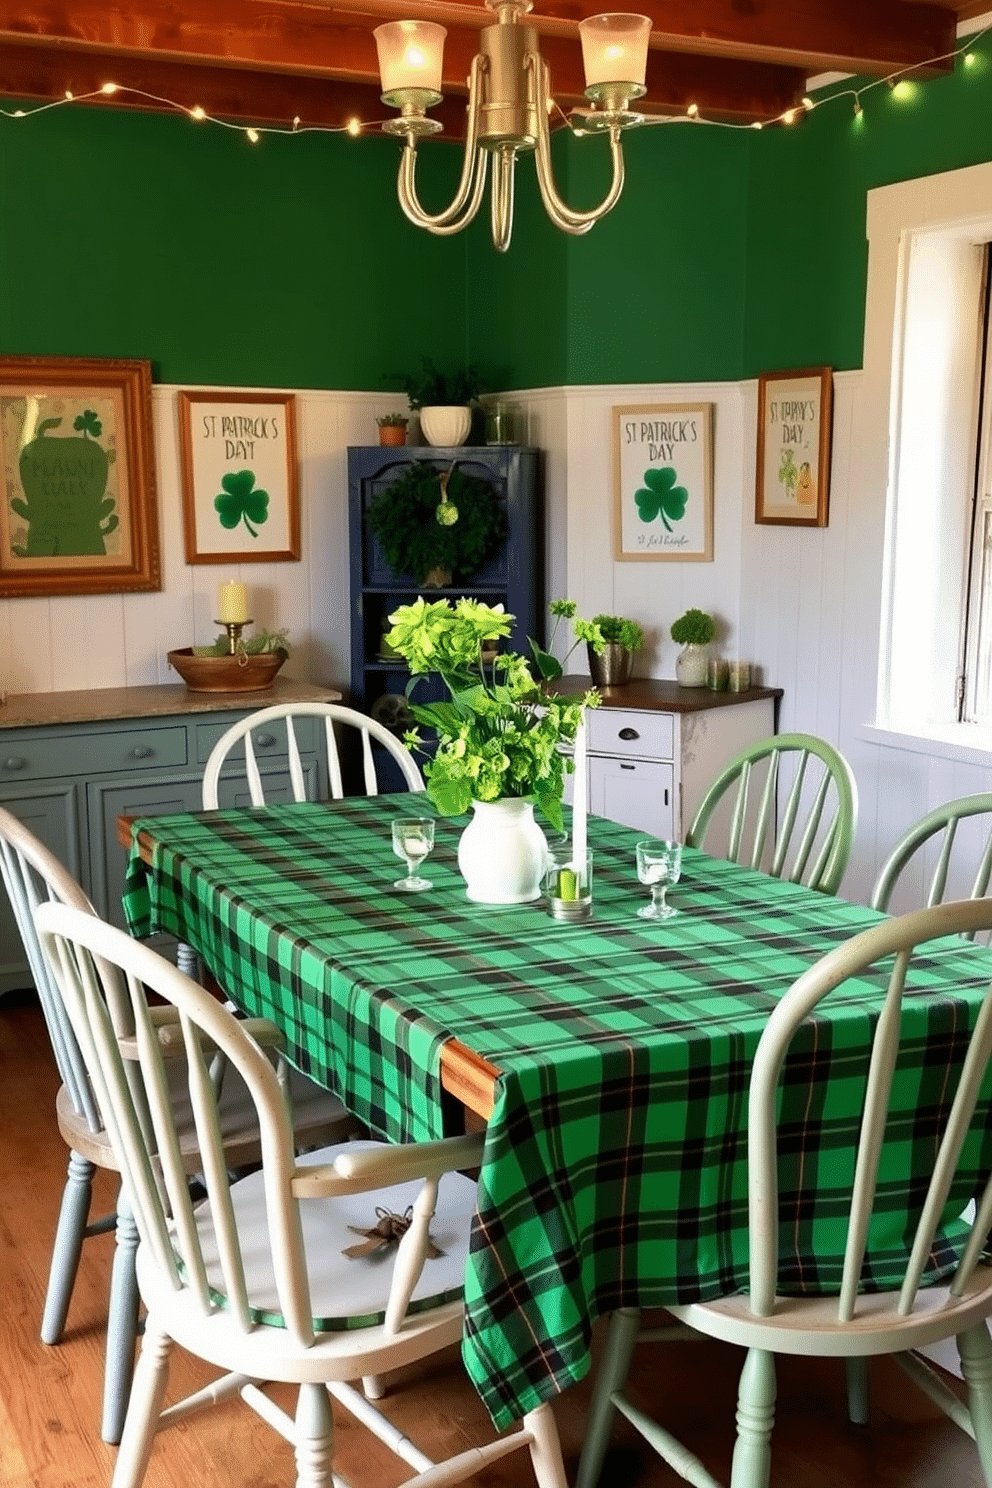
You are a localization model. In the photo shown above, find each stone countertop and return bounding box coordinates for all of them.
[0,677,343,729]
[549,675,783,714]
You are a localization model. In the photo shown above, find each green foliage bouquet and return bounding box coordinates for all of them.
[384,597,601,829]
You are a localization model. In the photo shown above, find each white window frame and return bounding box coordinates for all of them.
[863,163,992,751]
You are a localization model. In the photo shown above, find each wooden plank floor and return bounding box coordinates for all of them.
[1,987,987,1488]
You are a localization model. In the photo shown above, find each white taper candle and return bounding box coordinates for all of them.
[571,711,588,870]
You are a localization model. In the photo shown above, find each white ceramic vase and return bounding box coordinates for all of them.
[419,405,472,447]
[675,643,709,687]
[457,798,548,904]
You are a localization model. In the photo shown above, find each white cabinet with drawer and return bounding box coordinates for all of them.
[560,677,782,842]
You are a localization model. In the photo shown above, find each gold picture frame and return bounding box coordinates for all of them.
[179,390,300,564]
[0,355,160,598]
[755,366,833,527]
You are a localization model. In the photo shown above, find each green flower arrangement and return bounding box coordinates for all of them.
[384,597,601,829]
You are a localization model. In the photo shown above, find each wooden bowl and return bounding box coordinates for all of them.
[167,647,288,694]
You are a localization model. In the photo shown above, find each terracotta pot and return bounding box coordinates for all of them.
[378,424,408,446]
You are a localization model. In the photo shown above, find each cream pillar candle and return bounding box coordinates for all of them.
[218,580,248,624]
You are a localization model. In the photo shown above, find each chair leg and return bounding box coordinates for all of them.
[575,1308,642,1488]
[102,1190,141,1444]
[524,1401,568,1488]
[730,1347,776,1488]
[844,1357,869,1425]
[112,1319,173,1488]
[959,1323,992,1488]
[293,1382,335,1488]
[40,1149,95,1344]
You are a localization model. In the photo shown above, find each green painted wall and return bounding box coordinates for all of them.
[3,39,992,394]
[0,101,472,389]
[742,42,992,376]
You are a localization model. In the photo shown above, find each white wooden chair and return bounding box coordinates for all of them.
[872,792,992,925]
[685,732,858,895]
[35,901,568,1488]
[201,701,424,808]
[0,806,356,1445]
[576,897,992,1488]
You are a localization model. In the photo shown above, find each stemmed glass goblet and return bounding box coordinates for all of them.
[635,838,682,920]
[392,817,435,892]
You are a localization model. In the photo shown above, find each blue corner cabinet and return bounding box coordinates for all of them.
[347,445,543,737]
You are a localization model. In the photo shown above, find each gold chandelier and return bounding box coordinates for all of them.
[373,4,652,252]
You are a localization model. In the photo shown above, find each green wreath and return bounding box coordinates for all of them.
[367,461,507,584]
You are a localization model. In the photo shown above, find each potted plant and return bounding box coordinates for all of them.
[384,597,599,903]
[390,357,487,448]
[670,607,716,687]
[588,612,644,687]
[376,413,408,447]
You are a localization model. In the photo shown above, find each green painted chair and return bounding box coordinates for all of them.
[872,792,992,926]
[686,732,858,895]
[576,897,992,1488]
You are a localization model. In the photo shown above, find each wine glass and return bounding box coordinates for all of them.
[635,838,682,920]
[392,817,435,892]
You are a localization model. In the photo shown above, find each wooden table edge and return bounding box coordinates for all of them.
[117,813,501,1122]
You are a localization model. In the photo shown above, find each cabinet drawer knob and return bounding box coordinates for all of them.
[2,757,25,771]
[130,745,153,760]
[620,763,635,771]
[256,732,277,747]
[618,727,639,741]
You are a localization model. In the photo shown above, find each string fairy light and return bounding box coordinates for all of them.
[0,20,987,145]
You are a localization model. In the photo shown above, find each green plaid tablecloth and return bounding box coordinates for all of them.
[122,796,992,1430]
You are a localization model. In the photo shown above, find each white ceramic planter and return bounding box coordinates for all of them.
[419,405,472,447]
[457,798,548,904]
[675,643,709,687]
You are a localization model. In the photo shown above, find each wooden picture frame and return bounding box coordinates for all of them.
[613,403,713,561]
[0,355,160,598]
[178,390,300,564]
[755,367,833,526]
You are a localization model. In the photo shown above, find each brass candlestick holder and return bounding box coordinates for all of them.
[216,618,254,655]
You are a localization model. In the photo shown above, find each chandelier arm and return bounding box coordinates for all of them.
[398,143,488,235]
[528,53,625,232]
[490,146,516,253]
[394,53,488,232]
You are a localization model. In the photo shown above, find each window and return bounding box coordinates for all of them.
[873,178,990,736]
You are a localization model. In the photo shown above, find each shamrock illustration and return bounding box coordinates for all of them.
[73,409,103,439]
[634,466,689,532]
[214,469,270,538]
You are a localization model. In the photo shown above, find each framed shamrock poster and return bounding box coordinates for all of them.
[755,366,832,526]
[178,390,300,563]
[0,355,160,598]
[612,403,713,561]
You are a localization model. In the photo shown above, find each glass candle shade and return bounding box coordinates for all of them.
[374,20,445,104]
[579,14,651,94]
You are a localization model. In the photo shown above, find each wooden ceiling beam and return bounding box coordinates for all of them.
[0,44,471,134]
[0,0,962,87]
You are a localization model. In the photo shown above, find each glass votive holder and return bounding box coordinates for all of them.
[485,403,513,445]
[707,658,729,691]
[727,661,751,692]
[545,846,593,922]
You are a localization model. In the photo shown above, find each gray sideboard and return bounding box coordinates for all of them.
[0,677,341,995]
